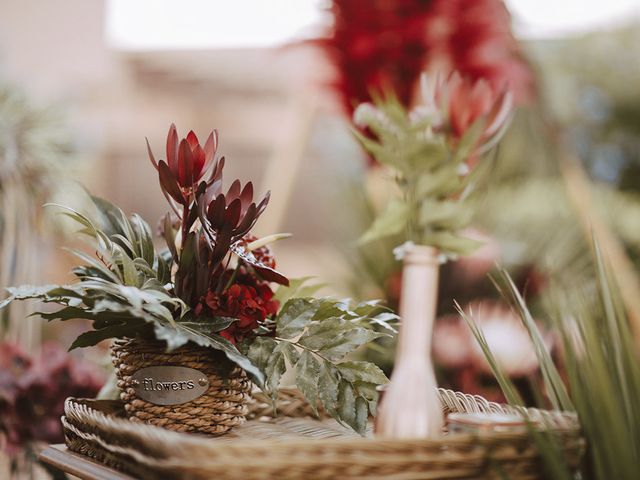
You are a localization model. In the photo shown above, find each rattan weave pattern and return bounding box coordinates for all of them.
[62,388,584,480]
[111,338,252,434]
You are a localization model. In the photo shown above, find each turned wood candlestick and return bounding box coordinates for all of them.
[375,245,444,438]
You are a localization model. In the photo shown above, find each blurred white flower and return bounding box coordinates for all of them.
[433,301,552,378]
[433,315,472,368]
[467,301,551,377]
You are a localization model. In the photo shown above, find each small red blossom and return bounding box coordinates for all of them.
[199,272,279,345]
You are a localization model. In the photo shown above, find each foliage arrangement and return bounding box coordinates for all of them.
[460,242,640,479]
[354,72,513,258]
[0,125,395,434]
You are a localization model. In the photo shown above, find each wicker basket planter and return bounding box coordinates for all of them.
[111,337,252,435]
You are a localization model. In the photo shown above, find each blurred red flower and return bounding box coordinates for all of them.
[424,0,533,104]
[0,342,104,455]
[316,0,533,117]
[416,72,514,163]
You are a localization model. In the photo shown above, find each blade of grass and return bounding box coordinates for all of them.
[491,268,574,412]
[456,299,573,480]
[455,300,524,407]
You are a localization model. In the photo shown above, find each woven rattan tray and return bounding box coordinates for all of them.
[62,388,584,480]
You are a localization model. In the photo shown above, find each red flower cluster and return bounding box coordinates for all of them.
[240,234,277,269]
[0,342,104,454]
[198,271,279,345]
[424,0,533,104]
[315,0,533,117]
[316,0,435,113]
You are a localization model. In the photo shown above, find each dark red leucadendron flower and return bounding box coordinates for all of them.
[147,124,224,205]
[197,176,287,285]
[151,124,289,311]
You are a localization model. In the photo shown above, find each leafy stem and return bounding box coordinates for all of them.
[274,336,332,363]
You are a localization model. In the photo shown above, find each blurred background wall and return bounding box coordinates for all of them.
[0,0,638,384]
[1,0,638,292]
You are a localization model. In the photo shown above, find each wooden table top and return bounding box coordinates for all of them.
[38,445,135,480]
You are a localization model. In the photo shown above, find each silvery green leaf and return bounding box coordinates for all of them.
[64,248,122,284]
[180,317,237,333]
[295,350,321,416]
[247,336,278,376]
[299,318,385,361]
[312,298,351,321]
[354,381,379,403]
[276,297,319,339]
[337,361,388,385]
[337,380,357,431]
[2,285,80,309]
[279,341,300,366]
[130,213,155,265]
[265,343,288,402]
[69,324,145,350]
[368,312,399,333]
[354,396,369,435]
[317,362,340,416]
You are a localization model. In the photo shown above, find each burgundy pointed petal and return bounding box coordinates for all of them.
[233,203,257,240]
[186,130,199,148]
[239,182,254,215]
[203,130,217,171]
[255,191,271,216]
[166,124,179,173]
[226,179,241,200]
[208,156,225,185]
[158,160,185,205]
[224,198,242,228]
[146,138,158,169]
[208,194,226,228]
[211,224,234,264]
[178,139,194,187]
[192,144,206,180]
